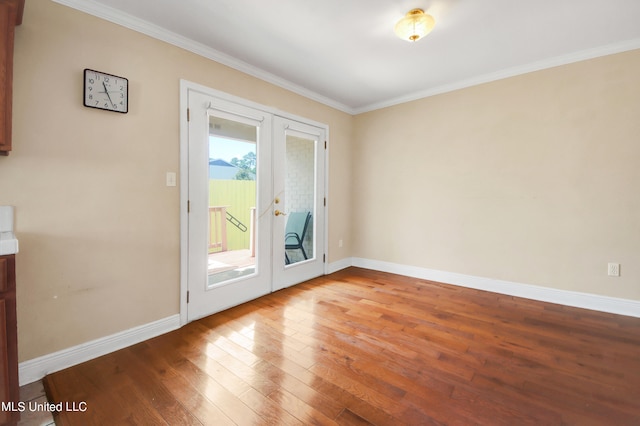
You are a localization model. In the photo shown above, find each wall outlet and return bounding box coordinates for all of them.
[338,239,343,248]
[608,263,620,277]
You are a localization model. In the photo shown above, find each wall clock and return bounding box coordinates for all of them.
[83,69,128,113]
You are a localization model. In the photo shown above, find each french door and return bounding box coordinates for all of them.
[185,87,325,322]
[272,116,325,290]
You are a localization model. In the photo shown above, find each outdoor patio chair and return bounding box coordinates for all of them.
[285,211,311,264]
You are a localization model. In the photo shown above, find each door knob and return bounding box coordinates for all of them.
[274,197,280,204]
[274,210,287,216]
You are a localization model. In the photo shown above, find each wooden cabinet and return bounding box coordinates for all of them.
[0,255,18,425]
[0,0,24,155]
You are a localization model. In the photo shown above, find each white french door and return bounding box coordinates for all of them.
[184,87,326,322]
[186,91,272,321]
[272,116,325,290]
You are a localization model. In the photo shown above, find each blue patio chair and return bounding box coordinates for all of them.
[285,212,311,264]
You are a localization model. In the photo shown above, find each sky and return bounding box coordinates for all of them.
[209,136,255,162]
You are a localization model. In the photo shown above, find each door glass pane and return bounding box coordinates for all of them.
[284,134,316,266]
[208,115,258,286]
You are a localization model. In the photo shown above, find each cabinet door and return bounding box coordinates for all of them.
[0,256,18,425]
[0,0,25,154]
[0,299,11,425]
[0,258,6,291]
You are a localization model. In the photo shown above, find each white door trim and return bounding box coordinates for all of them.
[179,80,329,325]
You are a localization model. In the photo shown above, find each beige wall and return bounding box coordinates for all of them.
[1,1,353,362]
[4,0,638,364]
[353,49,640,301]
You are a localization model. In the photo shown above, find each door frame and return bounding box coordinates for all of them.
[179,80,329,325]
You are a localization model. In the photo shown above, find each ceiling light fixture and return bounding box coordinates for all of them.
[394,8,435,42]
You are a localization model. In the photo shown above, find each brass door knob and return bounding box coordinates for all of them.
[274,210,287,216]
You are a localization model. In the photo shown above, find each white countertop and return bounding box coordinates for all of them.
[0,231,19,255]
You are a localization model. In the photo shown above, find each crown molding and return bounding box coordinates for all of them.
[51,0,356,114]
[353,38,640,114]
[52,1,640,116]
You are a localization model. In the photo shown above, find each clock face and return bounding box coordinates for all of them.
[83,69,128,113]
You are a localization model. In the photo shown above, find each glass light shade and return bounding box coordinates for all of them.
[394,9,435,42]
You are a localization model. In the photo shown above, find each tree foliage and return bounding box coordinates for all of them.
[231,152,256,180]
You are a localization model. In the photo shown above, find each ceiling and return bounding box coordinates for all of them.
[56,0,640,114]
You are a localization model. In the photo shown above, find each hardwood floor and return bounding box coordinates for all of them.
[44,267,640,425]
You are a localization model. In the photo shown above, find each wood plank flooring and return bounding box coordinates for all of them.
[44,267,640,425]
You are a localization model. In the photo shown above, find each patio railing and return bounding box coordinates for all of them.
[209,206,256,256]
[208,206,228,252]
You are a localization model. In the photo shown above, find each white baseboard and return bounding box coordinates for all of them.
[18,259,640,386]
[347,257,640,318]
[327,257,352,274]
[19,314,181,386]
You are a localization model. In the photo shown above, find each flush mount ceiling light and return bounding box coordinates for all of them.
[394,8,435,42]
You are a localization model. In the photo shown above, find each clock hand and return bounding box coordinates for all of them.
[102,81,115,108]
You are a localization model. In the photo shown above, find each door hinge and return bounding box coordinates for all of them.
[186,291,190,303]
[324,140,327,149]
[187,108,190,122]
[323,254,326,263]
[187,200,191,213]
[324,197,326,207]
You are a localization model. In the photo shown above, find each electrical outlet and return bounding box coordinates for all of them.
[338,239,343,248]
[608,263,620,277]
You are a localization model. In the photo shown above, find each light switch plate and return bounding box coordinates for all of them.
[166,172,177,187]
